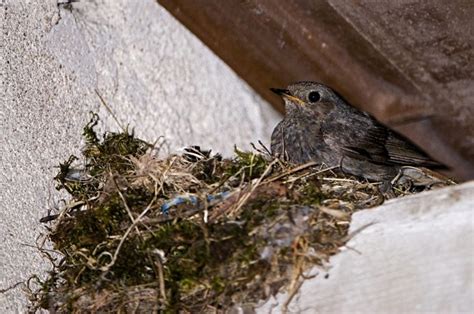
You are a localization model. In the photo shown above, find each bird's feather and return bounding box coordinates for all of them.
[337,117,442,167]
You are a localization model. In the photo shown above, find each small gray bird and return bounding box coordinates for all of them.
[270,81,443,181]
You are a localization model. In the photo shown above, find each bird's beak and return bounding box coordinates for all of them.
[270,88,305,106]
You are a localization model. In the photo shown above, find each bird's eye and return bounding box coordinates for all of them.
[308,91,321,103]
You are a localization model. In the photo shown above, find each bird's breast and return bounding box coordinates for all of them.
[271,117,326,164]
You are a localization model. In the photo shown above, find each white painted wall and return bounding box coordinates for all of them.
[1,0,279,311]
[258,181,474,313]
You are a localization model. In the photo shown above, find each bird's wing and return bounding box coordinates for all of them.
[383,130,443,167]
[326,112,443,167]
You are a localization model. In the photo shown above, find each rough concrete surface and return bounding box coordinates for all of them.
[258,181,474,313]
[1,0,279,311]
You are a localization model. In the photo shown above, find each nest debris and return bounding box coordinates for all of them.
[26,114,454,313]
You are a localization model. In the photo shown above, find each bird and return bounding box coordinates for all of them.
[270,81,443,182]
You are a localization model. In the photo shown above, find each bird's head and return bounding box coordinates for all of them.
[271,81,342,117]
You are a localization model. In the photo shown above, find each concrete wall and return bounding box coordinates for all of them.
[1,0,279,311]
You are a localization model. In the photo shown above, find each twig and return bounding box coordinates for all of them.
[322,177,362,183]
[229,159,278,216]
[112,174,136,224]
[155,255,167,303]
[0,281,24,293]
[284,166,338,184]
[95,89,125,132]
[282,279,303,313]
[341,222,376,242]
[100,184,159,272]
[264,161,319,183]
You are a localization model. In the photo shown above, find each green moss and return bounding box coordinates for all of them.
[228,147,270,180]
[82,114,151,176]
[299,180,324,205]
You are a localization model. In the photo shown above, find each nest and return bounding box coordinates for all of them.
[26,114,454,313]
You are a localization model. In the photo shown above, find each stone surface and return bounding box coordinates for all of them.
[258,181,474,313]
[0,0,279,311]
